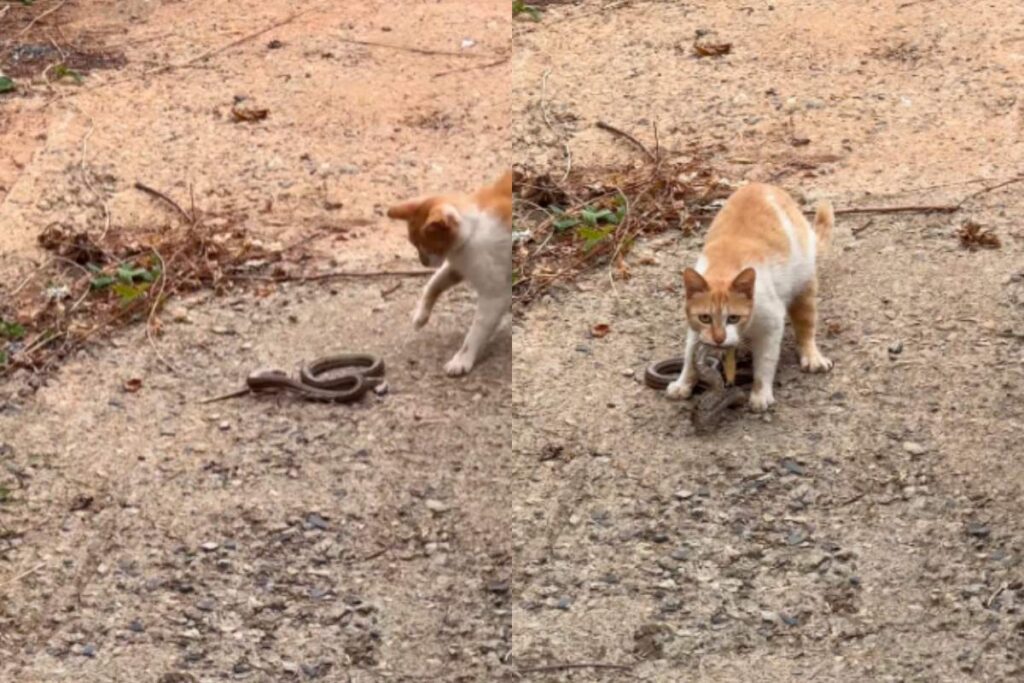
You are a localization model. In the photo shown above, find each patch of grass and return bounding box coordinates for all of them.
[0,76,15,94]
[513,1,542,21]
[51,64,84,85]
[0,321,26,340]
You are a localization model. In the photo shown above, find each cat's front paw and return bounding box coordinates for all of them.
[411,305,430,329]
[748,388,775,412]
[666,378,695,400]
[800,349,834,373]
[444,354,474,377]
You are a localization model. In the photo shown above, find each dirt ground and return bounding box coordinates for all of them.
[2,1,512,681]
[3,0,1024,681]
[511,0,1023,681]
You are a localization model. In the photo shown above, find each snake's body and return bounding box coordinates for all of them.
[202,354,385,404]
[644,346,749,434]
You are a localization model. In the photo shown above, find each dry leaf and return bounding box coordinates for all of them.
[693,33,732,58]
[591,324,611,338]
[958,220,1001,251]
[123,378,143,393]
[231,106,269,123]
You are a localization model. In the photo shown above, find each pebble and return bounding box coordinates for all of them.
[902,441,927,456]
[967,522,991,538]
[80,643,97,658]
[129,619,145,633]
[674,489,694,500]
[170,306,189,322]
[556,597,572,610]
[805,97,826,109]
[210,325,235,336]
[218,421,231,431]
[200,541,220,552]
[425,499,449,513]
[306,513,329,530]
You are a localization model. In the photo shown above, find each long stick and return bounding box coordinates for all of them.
[596,121,657,162]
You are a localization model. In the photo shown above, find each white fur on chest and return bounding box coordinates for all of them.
[446,207,511,297]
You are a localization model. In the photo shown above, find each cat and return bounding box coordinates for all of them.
[666,182,834,411]
[387,171,512,376]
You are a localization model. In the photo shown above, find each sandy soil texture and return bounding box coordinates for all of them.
[512,0,1023,681]
[2,1,512,681]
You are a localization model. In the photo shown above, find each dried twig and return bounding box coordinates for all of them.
[134,182,193,224]
[432,55,510,78]
[337,37,494,59]
[17,0,66,36]
[596,120,657,162]
[956,174,1024,208]
[145,248,179,375]
[0,563,46,591]
[517,662,633,675]
[540,69,572,182]
[235,270,434,283]
[830,205,959,216]
[380,281,404,298]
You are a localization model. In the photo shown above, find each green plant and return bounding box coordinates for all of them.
[89,260,161,305]
[512,0,542,21]
[0,321,26,340]
[551,195,627,251]
[51,64,83,85]
[0,77,14,94]
[0,484,9,504]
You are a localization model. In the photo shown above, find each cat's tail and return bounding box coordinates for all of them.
[813,200,834,253]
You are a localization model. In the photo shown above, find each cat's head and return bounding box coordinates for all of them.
[387,195,463,267]
[682,267,756,348]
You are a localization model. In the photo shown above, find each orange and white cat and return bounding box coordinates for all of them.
[666,183,834,411]
[387,171,512,376]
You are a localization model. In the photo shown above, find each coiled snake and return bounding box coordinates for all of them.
[644,345,749,434]
[201,354,385,404]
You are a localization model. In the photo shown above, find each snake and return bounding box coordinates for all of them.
[644,345,749,434]
[201,354,385,404]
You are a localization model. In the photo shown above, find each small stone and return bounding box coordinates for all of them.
[210,325,235,336]
[786,529,808,545]
[486,579,510,594]
[780,458,806,476]
[425,499,449,513]
[218,421,231,431]
[196,598,216,612]
[306,513,329,530]
[129,619,145,633]
[888,340,904,356]
[556,597,571,610]
[760,610,778,623]
[170,306,188,322]
[81,643,97,658]
[670,547,691,561]
[674,489,694,500]
[621,367,635,377]
[373,382,389,396]
[805,97,826,110]
[967,522,991,539]
[902,441,927,456]
[200,541,220,552]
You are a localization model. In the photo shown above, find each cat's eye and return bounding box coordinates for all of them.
[726,314,741,325]
[698,314,712,324]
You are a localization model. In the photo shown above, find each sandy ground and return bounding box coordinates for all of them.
[2,1,512,681]
[512,0,1023,681]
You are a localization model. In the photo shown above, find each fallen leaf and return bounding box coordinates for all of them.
[791,137,811,147]
[693,33,732,58]
[958,220,1001,251]
[123,378,143,393]
[591,323,611,338]
[231,106,269,123]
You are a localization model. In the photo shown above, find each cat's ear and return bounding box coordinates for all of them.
[730,267,757,299]
[386,198,423,221]
[682,268,709,297]
[423,204,461,237]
